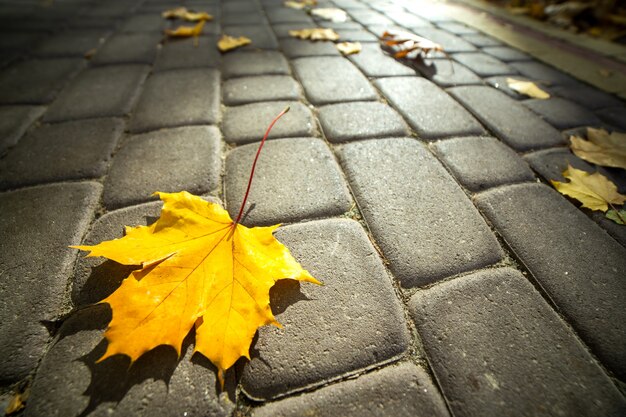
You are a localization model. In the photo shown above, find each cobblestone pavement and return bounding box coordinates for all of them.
[0,0,625,416]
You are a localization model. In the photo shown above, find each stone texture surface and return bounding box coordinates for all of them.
[413,59,483,87]
[596,106,626,130]
[221,50,290,79]
[449,85,564,151]
[225,137,352,226]
[241,219,410,400]
[222,25,278,49]
[129,68,220,133]
[410,267,626,417]
[154,36,220,71]
[91,33,159,65]
[253,362,450,417]
[337,138,502,287]
[103,126,222,209]
[0,58,84,104]
[0,118,123,190]
[32,30,107,57]
[376,77,485,139]
[223,75,300,105]
[510,61,579,85]
[548,83,622,110]
[222,101,317,144]
[44,64,150,122]
[318,101,410,142]
[0,182,101,384]
[483,46,531,62]
[523,97,603,129]
[452,52,515,77]
[279,38,341,58]
[347,43,416,77]
[432,136,535,191]
[475,183,626,379]
[0,105,45,154]
[292,56,377,104]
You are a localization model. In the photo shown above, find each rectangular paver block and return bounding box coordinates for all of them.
[375,77,485,139]
[91,33,160,65]
[0,105,45,154]
[252,362,450,417]
[347,43,416,78]
[44,64,150,122]
[279,38,341,58]
[223,75,301,105]
[154,36,220,71]
[413,59,482,88]
[225,137,352,225]
[223,24,278,49]
[475,183,626,379]
[522,97,603,129]
[0,182,101,384]
[103,126,222,209]
[129,68,220,133]
[449,85,564,151]
[410,267,626,417]
[241,219,410,400]
[452,52,515,77]
[292,56,378,104]
[221,50,290,79]
[337,138,502,287]
[32,30,108,58]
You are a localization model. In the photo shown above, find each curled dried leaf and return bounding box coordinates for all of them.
[289,28,340,41]
[506,78,550,99]
[570,127,626,170]
[284,0,317,9]
[165,20,205,45]
[218,34,252,52]
[380,29,444,59]
[162,7,213,21]
[336,41,361,55]
[551,164,626,212]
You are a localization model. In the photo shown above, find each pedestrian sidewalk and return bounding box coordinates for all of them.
[0,0,624,416]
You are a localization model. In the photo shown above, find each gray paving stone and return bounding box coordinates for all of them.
[241,219,410,400]
[24,305,235,417]
[222,101,317,144]
[318,101,410,142]
[548,84,622,110]
[292,56,378,104]
[155,36,220,71]
[0,118,123,190]
[103,126,222,209]
[436,22,477,35]
[385,10,433,28]
[165,18,221,36]
[315,20,362,30]
[225,137,351,225]
[252,362,450,417]
[0,105,44,154]
[595,106,626,130]
[412,27,477,53]
[333,0,368,8]
[452,52,515,77]
[222,75,300,105]
[68,17,120,31]
[484,75,537,99]
[335,28,379,42]
[118,13,165,32]
[223,24,278,49]
[449,85,564,151]
[475,183,626,379]
[523,97,603,129]
[482,46,532,62]
[413,58,482,87]
[463,33,503,47]
[0,182,101,384]
[432,136,535,191]
[222,12,267,26]
[221,50,290,78]
[410,267,626,417]
[32,30,108,58]
[223,0,261,14]
[337,138,502,287]
[91,33,160,65]
[0,58,84,104]
[279,38,341,58]
[129,69,219,133]
[347,43,416,77]
[266,7,312,23]
[510,61,579,85]
[347,9,393,26]
[44,64,150,122]
[375,77,485,139]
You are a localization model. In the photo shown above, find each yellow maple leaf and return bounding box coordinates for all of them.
[73,191,320,386]
[217,34,252,52]
[551,164,626,211]
[570,127,626,170]
[336,41,361,55]
[162,7,213,22]
[289,28,340,41]
[284,0,317,9]
[506,78,550,99]
[165,20,205,45]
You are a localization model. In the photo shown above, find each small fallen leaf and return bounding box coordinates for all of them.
[165,20,205,45]
[506,78,550,99]
[336,41,361,55]
[289,28,339,41]
[551,165,626,212]
[5,391,27,415]
[606,209,626,225]
[162,7,213,22]
[570,127,626,170]
[310,7,347,22]
[380,30,445,59]
[284,0,316,9]
[217,34,252,52]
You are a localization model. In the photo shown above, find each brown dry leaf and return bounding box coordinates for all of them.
[570,127,626,170]
[551,164,626,212]
[380,30,445,59]
[218,34,252,52]
[289,28,340,41]
[5,391,27,415]
[336,41,361,55]
[310,7,348,22]
[165,20,205,43]
[506,78,550,99]
[284,0,317,9]
[162,7,213,22]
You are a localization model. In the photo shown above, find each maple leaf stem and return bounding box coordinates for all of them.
[233,106,290,225]
[608,201,626,224]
